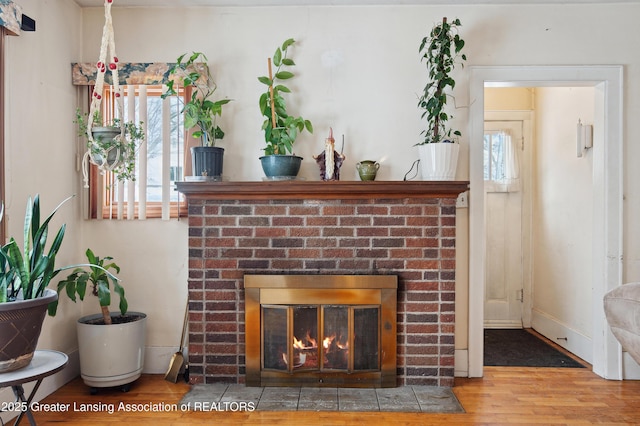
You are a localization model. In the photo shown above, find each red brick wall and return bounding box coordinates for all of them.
[186,197,457,387]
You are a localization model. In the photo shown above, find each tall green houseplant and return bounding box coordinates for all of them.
[258,38,313,156]
[418,17,466,144]
[416,17,467,181]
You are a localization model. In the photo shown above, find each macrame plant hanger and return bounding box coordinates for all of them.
[82,0,124,188]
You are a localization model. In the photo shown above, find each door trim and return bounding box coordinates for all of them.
[468,66,623,379]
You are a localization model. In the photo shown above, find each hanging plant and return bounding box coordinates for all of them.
[75,109,144,182]
[417,17,467,144]
[79,0,145,186]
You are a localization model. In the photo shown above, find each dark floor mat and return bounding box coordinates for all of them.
[484,329,586,368]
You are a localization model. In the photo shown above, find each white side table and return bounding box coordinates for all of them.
[0,350,68,425]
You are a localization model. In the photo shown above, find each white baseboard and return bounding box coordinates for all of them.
[622,352,640,380]
[531,309,592,364]
[455,349,468,377]
[143,346,182,375]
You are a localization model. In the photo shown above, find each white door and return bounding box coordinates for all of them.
[483,120,526,328]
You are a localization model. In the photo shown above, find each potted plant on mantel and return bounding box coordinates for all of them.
[416,17,467,181]
[50,249,146,393]
[258,38,313,179]
[76,109,145,183]
[163,52,232,179]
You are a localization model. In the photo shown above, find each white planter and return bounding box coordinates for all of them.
[77,312,147,389]
[418,143,460,181]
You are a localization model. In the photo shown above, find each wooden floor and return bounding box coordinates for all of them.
[14,366,640,425]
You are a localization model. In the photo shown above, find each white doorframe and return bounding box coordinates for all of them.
[468,66,623,379]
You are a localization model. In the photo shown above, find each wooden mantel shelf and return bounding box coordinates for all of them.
[175,180,469,200]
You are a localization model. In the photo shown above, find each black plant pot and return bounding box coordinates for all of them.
[191,146,224,178]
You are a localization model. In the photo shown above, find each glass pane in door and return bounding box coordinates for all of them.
[322,306,349,370]
[262,306,287,371]
[292,306,318,370]
[354,307,379,370]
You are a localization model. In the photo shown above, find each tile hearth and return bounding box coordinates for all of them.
[180,384,464,413]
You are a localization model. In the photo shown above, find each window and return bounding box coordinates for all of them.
[484,131,508,181]
[87,83,189,219]
[72,62,195,220]
[483,129,520,192]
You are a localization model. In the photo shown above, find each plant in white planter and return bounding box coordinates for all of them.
[163,52,232,178]
[417,17,466,180]
[51,249,146,393]
[258,38,313,178]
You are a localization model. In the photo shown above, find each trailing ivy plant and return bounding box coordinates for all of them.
[258,38,313,155]
[75,109,145,182]
[418,17,467,144]
[163,52,232,147]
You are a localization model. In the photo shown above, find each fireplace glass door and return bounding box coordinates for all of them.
[245,274,397,387]
[262,305,380,374]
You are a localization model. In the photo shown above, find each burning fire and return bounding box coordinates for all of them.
[323,335,349,350]
[293,331,317,350]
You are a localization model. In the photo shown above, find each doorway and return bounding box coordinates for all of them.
[483,88,596,366]
[483,118,527,329]
[468,66,623,380]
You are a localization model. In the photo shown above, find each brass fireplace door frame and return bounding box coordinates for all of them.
[244,275,397,388]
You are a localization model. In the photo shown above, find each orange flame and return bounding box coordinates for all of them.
[323,336,333,349]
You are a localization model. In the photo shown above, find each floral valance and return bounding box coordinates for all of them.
[72,62,180,86]
[0,0,22,36]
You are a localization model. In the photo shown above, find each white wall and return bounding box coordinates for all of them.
[1,0,83,419]
[5,3,640,394]
[77,2,640,376]
[532,87,595,361]
[4,0,82,355]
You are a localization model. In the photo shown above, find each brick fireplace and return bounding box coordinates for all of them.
[176,180,468,387]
